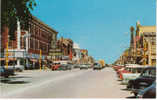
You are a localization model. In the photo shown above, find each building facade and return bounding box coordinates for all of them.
[135,21,156,66]
[115,21,156,66]
[49,37,73,61]
[1,16,58,68]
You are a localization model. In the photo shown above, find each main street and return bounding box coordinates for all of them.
[0,67,133,98]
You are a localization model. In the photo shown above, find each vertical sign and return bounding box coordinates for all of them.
[40,49,42,70]
[6,42,8,69]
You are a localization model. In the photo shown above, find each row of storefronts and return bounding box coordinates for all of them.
[1,15,94,68]
[1,16,57,68]
[115,21,156,66]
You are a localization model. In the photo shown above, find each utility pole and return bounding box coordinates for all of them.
[40,49,42,70]
[5,42,8,69]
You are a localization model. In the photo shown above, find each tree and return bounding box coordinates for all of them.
[1,0,36,40]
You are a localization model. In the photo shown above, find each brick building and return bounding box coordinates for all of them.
[49,37,73,61]
[1,16,58,69]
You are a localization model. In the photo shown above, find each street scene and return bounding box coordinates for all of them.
[0,0,156,99]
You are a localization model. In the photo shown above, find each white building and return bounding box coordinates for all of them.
[72,43,82,63]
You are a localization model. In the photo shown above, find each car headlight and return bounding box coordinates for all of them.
[137,94,143,98]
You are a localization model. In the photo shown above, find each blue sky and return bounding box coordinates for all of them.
[32,0,156,64]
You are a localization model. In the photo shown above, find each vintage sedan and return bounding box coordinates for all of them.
[137,81,156,98]
[112,65,124,71]
[121,65,146,84]
[0,66,15,78]
[93,63,102,70]
[117,67,131,80]
[127,67,156,96]
[80,64,88,70]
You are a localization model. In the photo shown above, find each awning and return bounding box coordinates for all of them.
[0,58,16,61]
[30,59,38,62]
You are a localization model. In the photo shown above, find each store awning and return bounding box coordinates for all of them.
[30,59,38,62]
[0,58,16,61]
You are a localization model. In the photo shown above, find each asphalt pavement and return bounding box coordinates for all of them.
[0,67,134,98]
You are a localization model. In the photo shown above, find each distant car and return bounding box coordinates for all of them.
[51,64,61,71]
[60,64,72,70]
[93,63,102,70]
[0,66,15,78]
[127,67,156,96]
[137,81,156,98]
[80,64,88,70]
[58,64,68,70]
[73,64,80,68]
[85,64,92,68]
[113,65,124,71]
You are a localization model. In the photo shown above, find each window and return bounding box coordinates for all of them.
[30,38,33,49]
[141,68,156,77]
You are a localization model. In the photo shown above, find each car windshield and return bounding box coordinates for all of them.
[141,68,156,77]
[94,63,98,65]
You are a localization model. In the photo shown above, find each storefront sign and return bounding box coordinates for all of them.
[15,51,24,57]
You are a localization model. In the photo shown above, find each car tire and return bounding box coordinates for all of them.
[134,93,137,96]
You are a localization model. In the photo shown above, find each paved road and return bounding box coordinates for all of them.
[0,67,133,98]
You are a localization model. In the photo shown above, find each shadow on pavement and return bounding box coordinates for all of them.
[126,96,136,98]
[1,79,30,84]
[9,76,32,79]
[117,79,122,81]
[121,88,130,91]
[0,76,31,84]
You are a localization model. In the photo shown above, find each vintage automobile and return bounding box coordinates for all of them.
[60,64,73,70]
[137,81,156,98]
[112,65,124,71]
[73,64,80,68]
[117,67,131,80]
[85,64,92,68]
[121,65,145,84]
[51,63,61,71]
[0,66,15,78]
[127,67,156,96]
[93,63,102,70]
[80,64,88,70]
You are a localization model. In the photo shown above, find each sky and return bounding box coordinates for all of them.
[32,0,156,64]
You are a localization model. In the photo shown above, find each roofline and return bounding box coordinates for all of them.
[31,16,58,34]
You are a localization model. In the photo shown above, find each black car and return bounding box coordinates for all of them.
[0,66,15,78]
[137,82,156,98]
[127,67,156,96]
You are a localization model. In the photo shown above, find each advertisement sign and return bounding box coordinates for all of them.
[15,51,24,57]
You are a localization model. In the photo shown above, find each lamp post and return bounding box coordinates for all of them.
[39,49,42,70]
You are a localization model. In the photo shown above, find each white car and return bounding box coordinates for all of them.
[121,65,147,84]
[8,65,24,72]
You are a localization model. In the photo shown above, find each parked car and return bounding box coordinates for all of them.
[112,65,124,72]
[93,63,102,70]
[80,64,88,70]
[7,65,24,72]
[58,64,68,70]
[121,66,145,84]
[117,67,131,80]
[73,64,80,68]
[137,81,156,98]
[127,67,156,96]
[51,63,61,71]
[0,66,15,78]
[62,64,73,70]
[85,64,92,68]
